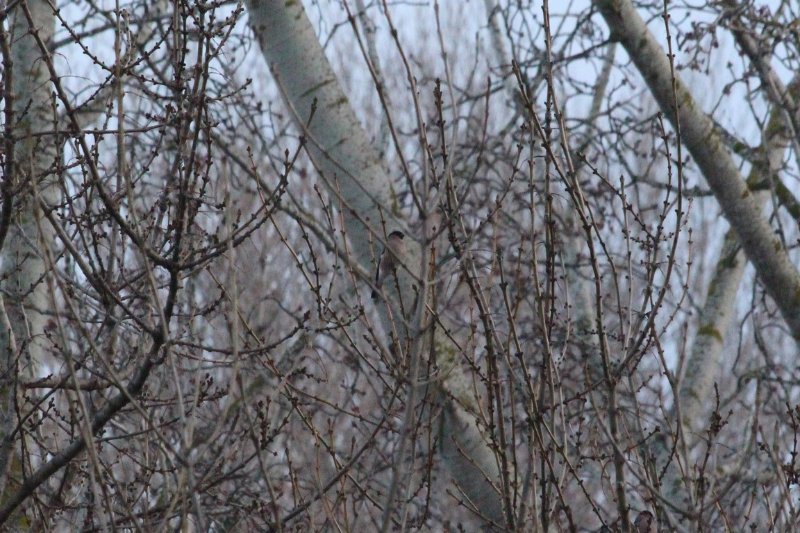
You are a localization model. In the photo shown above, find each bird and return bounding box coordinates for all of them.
[633,510,656,533]
[371,230,406,299]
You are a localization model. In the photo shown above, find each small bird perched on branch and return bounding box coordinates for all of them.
[594,510,656,532]
[371,230,406,299]
[633,510,656,533]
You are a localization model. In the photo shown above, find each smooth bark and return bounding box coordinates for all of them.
[245,0,505,526]
[681,82,797,434]
[593,0,800,342]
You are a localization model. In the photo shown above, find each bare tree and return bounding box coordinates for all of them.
[0,0,798,531]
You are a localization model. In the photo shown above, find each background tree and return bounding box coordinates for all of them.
[0,0,799,530]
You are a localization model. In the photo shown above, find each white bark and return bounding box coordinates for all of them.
[720,0,799,149]
[353,0,391,159]
[440,401,505,527]
[680,90,795,434]
[246,0,398,256]
[593,0,800,343]
[245,0,505,526]
[483,0,518,104]
[657,80,799,508]
[1,0,58,492]
[6,0,58,361]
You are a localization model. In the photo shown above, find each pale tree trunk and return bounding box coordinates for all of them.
[353,0,391,159]
[483,0,520,104]
[681,78,799,437]
[593,0,800,523]
[650,79,799,515]
[245,0,505,527]
[593,0,800,343]
[0,0,58,498]
[246,0,398,256]
[645,66,797,523]
[676,3,800,449]
[719,0,800,154]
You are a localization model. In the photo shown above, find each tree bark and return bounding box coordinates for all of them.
[245,0,505,527]
[1,0,59,499]
[681,80,797,435]
[593,0,800,343]
[655,79,800,511]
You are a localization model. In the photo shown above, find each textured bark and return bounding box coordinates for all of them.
[6,1,58,362]
[246,0,397,257]
[720,0,799,147]
[653,81,798,509]
[682,79,798,432]
[353,0,391,158]
[440,402,505,527]
[245,0,505,526]
[1,0,58,497]
[483,0,518,101]
[593,0,800,342]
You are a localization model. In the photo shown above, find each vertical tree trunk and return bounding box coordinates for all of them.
[1,0,58,500]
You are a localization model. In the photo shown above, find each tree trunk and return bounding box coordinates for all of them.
[245,0,505,527]
[593,0,800,343]
[1,0,58,500]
